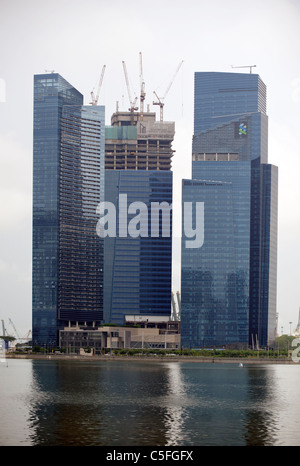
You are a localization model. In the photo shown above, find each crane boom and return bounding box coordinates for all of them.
[153,60,183,121]
[90,65,106,105]
[122,60,138,113]
[9,318,20,339]
[163,60,183,99]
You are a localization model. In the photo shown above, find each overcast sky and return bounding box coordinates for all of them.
[0,0,299,338]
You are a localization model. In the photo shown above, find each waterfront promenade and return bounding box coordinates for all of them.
[5,353,297,364]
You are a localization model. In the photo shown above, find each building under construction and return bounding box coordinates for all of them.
[103,110,175,326]
[102,55,177,326]
[105,111,175,171]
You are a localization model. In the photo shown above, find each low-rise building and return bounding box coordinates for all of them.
[59,317,180,354]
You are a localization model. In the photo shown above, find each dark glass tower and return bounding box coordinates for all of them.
[104,170,173,324]
[181,72,278,349]
[32,73,105,347]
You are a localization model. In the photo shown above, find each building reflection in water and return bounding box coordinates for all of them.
[25,359,294,446]
[163,362,188,445]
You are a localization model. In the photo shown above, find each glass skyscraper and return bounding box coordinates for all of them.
[181,72,278,349]
[32,73,105,347]
[103,170,173,324]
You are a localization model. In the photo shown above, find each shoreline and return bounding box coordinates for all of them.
[5,353,298,365]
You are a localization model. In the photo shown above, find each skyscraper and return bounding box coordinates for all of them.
[32,73,105,347]
[103,169,173,324]
[181,72,278,349]
[103,111,174,325]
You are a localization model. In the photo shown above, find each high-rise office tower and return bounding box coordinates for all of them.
[103,111,174,325]
[181,72,278,349]
[32,73,105,347]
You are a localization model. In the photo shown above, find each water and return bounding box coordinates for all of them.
[0,358,300,446]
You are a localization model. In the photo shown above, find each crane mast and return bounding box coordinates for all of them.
[139,52,146,115]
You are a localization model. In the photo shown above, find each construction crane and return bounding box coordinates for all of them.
[1,320,15,349]
[23,330,32,341]
[90,65,106,106]
[122,60,138,113]
[1,320,6,337]
[139,52,146,115]
[8,318,20,340]
[153,60,183,122]
[231,64,257,74]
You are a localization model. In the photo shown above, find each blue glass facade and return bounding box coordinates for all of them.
[193,72,267,136]
[32,74,105,347]
[181,72,278,349]
[103,170,172,324]
[58,105,105,324]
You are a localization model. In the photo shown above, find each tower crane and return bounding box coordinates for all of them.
[231,64,257,74]
[90,65,106,106]
[139,52,146,115]
[153,60,183,122]
[122,60,138,113]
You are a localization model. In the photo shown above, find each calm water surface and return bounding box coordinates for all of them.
[0,358,300,446]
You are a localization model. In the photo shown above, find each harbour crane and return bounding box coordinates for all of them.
[1,320,6,337]
[122,60,138,113]
[231,64,257,74]
[153,60,183,122]
[9,318,20,340]
[90,65,106,106]
[139,52,146,115]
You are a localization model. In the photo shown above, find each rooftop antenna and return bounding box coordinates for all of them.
[231,64,257,74]
[90,65,106,105]
[153,60,183,122]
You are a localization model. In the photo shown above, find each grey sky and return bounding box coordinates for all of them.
[0,0,299,337]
